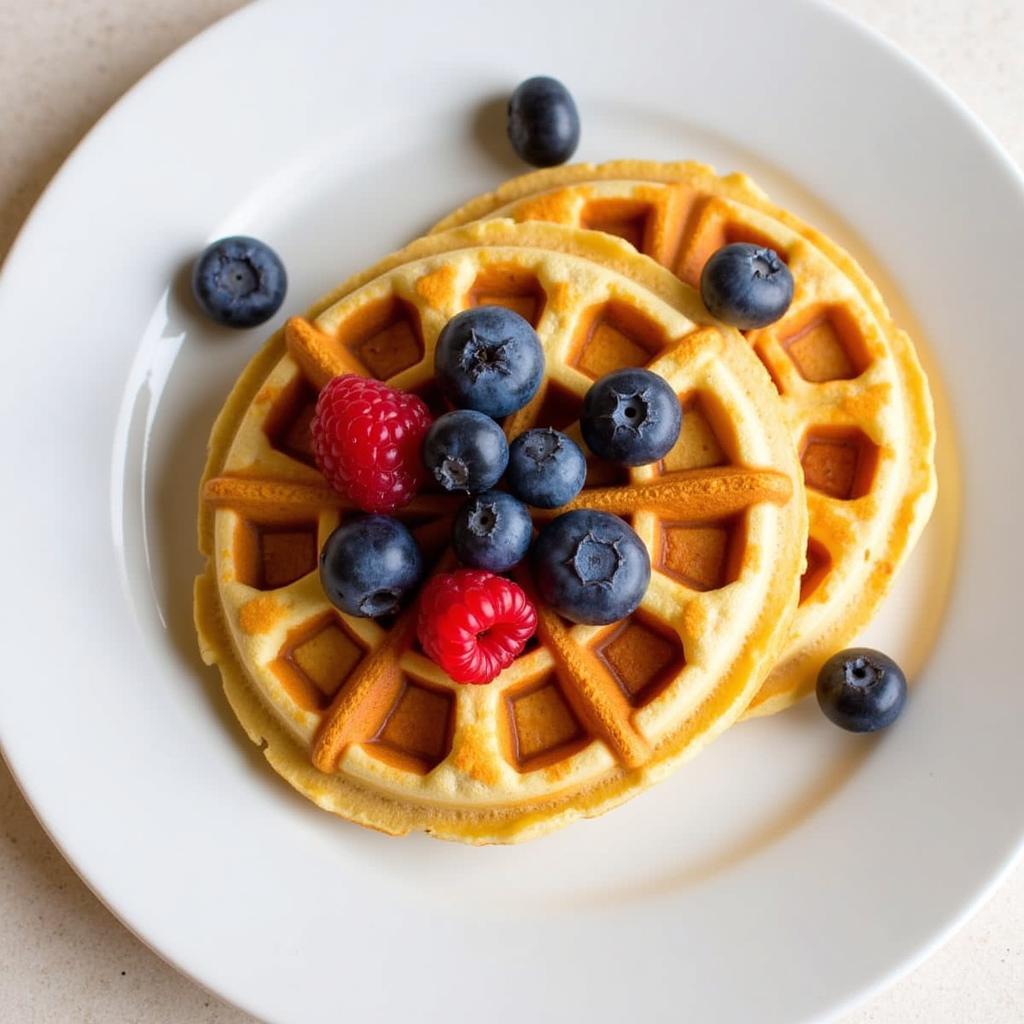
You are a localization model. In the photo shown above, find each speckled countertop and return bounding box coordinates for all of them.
[1,2,1022,1021]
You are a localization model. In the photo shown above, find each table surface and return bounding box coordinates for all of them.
[1,1,1021,1021]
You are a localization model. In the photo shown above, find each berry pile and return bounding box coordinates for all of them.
[303,304,687,684]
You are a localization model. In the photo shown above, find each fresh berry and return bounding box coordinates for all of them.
[311,374,432,513]
[320,516,424,618]
[422,410,509,493]
[453,491,533,572]
[191,236,287,328]
[532,510,650,624]
[816,648,908,732]
[700,243,794,329]
[417,569,537,684]
[507,76,580,167]
[434,306,545,417]
[506,428,586,508]
[580,368,681,466]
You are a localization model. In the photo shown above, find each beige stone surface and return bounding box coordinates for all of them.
[0,1,1021,1021]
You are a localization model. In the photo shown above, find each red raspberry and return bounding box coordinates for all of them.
[417,570,538,684]
[310,374,432,514]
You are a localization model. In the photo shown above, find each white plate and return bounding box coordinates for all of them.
[0,1,1020,1021]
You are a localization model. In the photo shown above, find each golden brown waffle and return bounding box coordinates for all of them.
[195,219,806,843]
[434,161,937,715]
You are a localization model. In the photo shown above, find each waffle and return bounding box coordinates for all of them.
[195,219,806,843]
[434,161,937,715]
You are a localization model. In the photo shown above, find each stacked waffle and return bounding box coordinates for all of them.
[195,162,935,843]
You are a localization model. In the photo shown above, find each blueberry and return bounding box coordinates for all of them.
[422,410,509,493]
[816,648,907,732]
[507,76,580,167]
[700,243,794,330]
[506,428,586,509]
[452,491,533,572]
[435,306,544,418]
[580,368,681,466]
[319,515,423,618]
[532,510,650,624]
[191,236,287,328]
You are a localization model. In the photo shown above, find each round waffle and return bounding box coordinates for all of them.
[434,161,937,715]
[195,219,805,843]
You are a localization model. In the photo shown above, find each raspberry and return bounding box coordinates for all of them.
[417,570,537,684]
[310,374,432,514]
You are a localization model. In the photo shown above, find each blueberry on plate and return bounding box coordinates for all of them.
[191,235,287,328]
[435,306,544,418]
[452,491,533,572]
[422,409,509,493]
[507,76,580,167]
[532,509,650,625]
[506,428,586,509]
[816,648,907,732]
[319,515,423,618]
[700,242,793,330]
[580,368,681,466]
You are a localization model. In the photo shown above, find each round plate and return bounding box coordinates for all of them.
[0,1,1018,1022]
